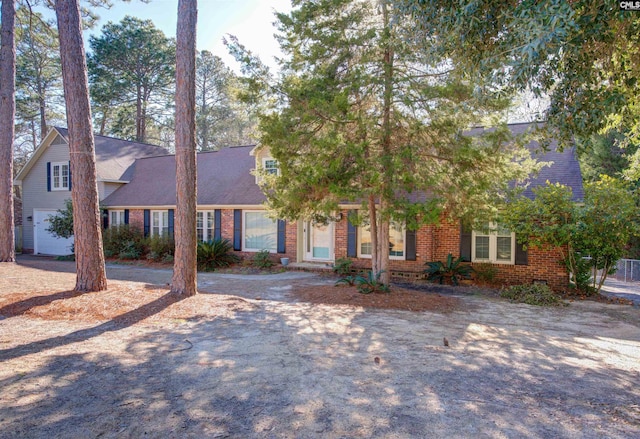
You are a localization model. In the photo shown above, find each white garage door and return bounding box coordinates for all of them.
[34,209,74,256]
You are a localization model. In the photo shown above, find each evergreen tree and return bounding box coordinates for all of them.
[87,16,175,143]
[56,0,107,292]
[171,0,198,296]
[0,0,16,263]
[231,0,537,284]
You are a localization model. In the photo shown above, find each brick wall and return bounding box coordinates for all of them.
[125,207,569,289]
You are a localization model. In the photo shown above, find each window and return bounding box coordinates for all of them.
[197,211,215,242]
[358,221,405,260]
[51,162,69,191]
[243,211,277,252]
[110,210,125,227]
[263,158,279,175]
[151,211,169,236]
[472,222,515,264]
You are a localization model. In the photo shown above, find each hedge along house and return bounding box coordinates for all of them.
[101,122,583,290]
[13,127,168,256]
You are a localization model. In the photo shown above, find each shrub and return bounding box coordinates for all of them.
[197,239,240,271]
[424,253,473,286]
[335,275,357,286]
[102,225,145,259]
[252,249,274,269]
[332,257,353,276]
[355,271,390,294]
[500,284,567,306]
[474,263,498,283]
[144,234,174,261]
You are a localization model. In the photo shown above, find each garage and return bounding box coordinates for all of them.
[33,209,74,255]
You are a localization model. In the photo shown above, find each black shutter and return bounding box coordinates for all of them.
[46,162,51,192]
[143,209,150,237]
[346,210,357,258]
[214,209,221,240]
[124,209,129,225]
[102,209,109,229]
[68,161,71,191]
[233,209,242,251]
[277,219,286,254]
[515,240,528,265]
[460,223,472,262]
[406,229,417,261]
[168,209,174,236]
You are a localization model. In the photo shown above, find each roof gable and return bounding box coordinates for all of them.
[102,145,264,207]
[14,127,168,184]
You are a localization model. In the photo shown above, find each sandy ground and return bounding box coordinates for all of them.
[1,257,639,438]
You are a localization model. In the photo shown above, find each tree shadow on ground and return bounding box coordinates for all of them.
[1,301,639,438]
[0,292,186,361]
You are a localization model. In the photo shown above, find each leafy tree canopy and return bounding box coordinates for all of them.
[399,0,640,177]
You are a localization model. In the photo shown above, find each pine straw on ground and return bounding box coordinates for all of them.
[0,281,257,324]
[292,283,463,313]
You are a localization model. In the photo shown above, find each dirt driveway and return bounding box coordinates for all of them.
[1,257,639,438]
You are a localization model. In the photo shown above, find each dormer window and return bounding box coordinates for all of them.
[263,158,279,175]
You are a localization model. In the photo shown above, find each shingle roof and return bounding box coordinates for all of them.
[467,122,584,201]
[102,145,266,207]
[102,122,583,208]
[54,127,168,181]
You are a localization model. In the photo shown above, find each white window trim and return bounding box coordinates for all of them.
[51,161,69,191]
[197,211,216,242]
[471,222,516,265]
[110,210,125,227]
[357,222,406,261]
[151,210,169,237]
[242,210,278,253]
[262,158,279,176]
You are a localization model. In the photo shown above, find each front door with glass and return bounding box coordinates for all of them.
[304,221,334,261]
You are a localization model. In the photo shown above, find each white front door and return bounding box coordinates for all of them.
[34,209,74,255]
[304,221,334,261]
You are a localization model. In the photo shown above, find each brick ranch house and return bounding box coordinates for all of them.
[15,124,583,290]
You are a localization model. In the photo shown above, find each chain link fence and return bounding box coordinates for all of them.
[610,259,640,282]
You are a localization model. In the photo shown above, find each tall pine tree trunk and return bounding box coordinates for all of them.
[55,0,107,292]
[0,0,16,263]
[171,0,198,296]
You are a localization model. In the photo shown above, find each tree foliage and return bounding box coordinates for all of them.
[195,50,257,150]
[87,16,175,143]
[400,0,640,179]
[503,178,639,294]
[14,6,64,159]
[230,0,538,284]
[46,198,74,240]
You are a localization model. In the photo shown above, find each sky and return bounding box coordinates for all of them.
[43,0,292,72]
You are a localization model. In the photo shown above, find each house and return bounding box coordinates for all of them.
[15,123,583,290]
[100,122,583,290]
[13,127,168,255]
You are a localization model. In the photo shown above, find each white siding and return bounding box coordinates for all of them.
[22,142,71,251]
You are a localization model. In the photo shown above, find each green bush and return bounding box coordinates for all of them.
[197,239,240,271]
[335,275,357,286]
[354,271,390,294]
[500,284,567,306]
[102,225,145,259]
[144,234,175,261]
[474,263,498,283]
[332,257,353,276]
[424,253,473,286]
[252,249,274,269]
